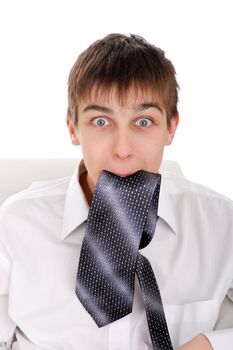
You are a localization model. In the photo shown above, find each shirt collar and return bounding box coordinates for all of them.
[61,159,177,240]
[158,175,177,235]
[61,159,89,240]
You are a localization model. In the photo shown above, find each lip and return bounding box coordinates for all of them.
[103,169,137,177]
[116,173,132,177]
[113,172,134,177]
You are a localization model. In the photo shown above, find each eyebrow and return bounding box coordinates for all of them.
[135,103,163,115]
[82,104,113,114]
[82,102,164,115]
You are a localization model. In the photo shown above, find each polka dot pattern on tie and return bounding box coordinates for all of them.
[76,170,173,350]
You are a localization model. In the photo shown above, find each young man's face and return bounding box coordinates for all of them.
[67,86,179,197]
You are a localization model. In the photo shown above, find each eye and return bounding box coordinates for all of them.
[136,118,153,128]
[92,117,110,127]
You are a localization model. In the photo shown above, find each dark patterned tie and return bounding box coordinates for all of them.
[76,170,173,350]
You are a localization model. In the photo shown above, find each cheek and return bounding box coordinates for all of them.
[138,133,164,152]
[80,135,109,173]
[86,137,109,156]
[137,134,166,167]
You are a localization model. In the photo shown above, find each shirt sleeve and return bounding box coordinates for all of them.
[0,219,16,344]
[203,328,233,350]
[203,287,233,350]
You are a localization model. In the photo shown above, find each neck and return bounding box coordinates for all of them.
[79,172,93,206]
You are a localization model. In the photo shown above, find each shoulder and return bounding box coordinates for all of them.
[0,175,71,223]
[162,171,233,210]
[160,172,233,244]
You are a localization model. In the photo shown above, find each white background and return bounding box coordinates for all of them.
[0,0,233,199]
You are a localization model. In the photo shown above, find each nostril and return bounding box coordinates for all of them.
[113,133,133,156]
[114,153,132,160]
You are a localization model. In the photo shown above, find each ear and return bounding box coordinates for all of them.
[66,115,80,146]
[165,114,179,145]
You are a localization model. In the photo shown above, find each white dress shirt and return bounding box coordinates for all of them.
[0,158,233,350]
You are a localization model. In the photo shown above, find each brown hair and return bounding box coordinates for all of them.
[67,33,179,127]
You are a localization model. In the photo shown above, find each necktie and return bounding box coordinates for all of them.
[76,170,173,350]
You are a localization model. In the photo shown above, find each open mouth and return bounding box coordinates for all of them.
[114,173,133,177]
[103,169,139,177]
[110,170,138,177]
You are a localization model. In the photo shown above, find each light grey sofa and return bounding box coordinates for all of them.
[0,159,183,205]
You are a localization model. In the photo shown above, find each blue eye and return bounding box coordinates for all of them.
[93,117,110,127]
[136,118,152,127]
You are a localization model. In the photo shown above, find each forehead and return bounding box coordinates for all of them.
[79,83,164,110]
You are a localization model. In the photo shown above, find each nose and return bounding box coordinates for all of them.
[113,129,133,160]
